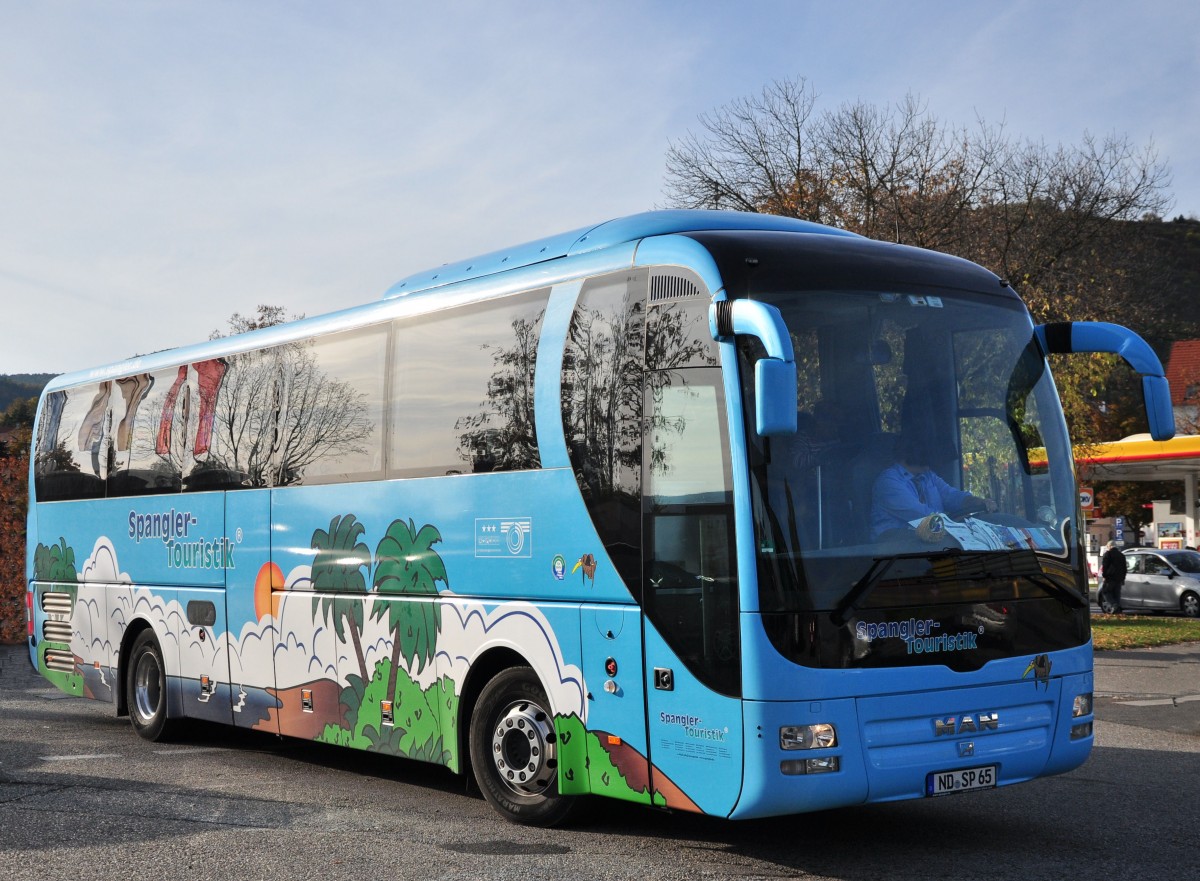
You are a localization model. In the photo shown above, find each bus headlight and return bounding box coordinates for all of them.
[780,723,837,750]
[1072,693,1092,717]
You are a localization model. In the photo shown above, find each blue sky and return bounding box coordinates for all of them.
[1,1,1196,375]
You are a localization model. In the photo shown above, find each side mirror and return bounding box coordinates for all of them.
[755,358,798,436]
[711,298,797,437]
[1142,375,1174,442]
[1035,321,1175,441]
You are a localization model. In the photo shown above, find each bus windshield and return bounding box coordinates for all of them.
[742,286,1081,616]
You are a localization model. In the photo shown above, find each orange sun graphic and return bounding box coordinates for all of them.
[254,562,285,620]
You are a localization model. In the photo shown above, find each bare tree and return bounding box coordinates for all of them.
[665,76,1171,304]
[210,304,304,339]
[664,77,1176,444]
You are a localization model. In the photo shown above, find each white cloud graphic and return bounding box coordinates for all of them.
[58,542,588,727]
[81,537,131,583]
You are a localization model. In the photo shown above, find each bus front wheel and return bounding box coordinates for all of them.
[125,629,178,742]
[469,666,575,826]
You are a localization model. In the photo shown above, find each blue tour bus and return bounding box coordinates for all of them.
[25,210,1173,825]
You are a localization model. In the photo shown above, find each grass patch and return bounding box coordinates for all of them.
[1091,614,1200,651]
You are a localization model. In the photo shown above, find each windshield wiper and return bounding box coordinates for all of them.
[830,548,963,626]
[830,548,1087,626]
[969,549,1088,609]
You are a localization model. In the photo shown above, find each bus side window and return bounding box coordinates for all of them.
[391,289,550,479]
[108,371,182,497]
[561,270,647,595]
[270,327,388,487]
[34,385,110,501]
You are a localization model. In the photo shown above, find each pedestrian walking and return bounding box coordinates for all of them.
[1099,540,1127,614]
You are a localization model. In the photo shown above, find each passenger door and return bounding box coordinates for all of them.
[641,367,744,817]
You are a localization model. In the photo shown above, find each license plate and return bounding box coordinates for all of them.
[926,764,997,796]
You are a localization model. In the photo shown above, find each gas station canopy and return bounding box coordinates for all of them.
[1071,434,1200,482]
[1069,434,1200,549]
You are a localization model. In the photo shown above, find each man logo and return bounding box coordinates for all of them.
[933,712,999,736]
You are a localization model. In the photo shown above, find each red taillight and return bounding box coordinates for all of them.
[26,590,34,637]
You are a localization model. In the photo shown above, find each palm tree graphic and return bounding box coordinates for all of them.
[310,514,372,683]
[372,518,449,703]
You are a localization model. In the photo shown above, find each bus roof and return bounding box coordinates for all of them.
[382,210,858,300]
[44,211,858,392]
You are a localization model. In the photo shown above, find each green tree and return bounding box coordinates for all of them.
[310,514,371,683]
[1,396,37,430]
[372,518,448,701]
[34,537,77,583]
[1093,479,1178,544]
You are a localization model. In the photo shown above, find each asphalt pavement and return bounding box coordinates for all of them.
[2,638,1198,881]
[1093,639,1200,737]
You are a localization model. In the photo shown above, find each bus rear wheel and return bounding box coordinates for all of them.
[125,629,178,742]
[469,667,575,826]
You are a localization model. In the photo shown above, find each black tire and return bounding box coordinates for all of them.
[1181,592,1200,619]
[469,666,575,826]
[125,629,178,741]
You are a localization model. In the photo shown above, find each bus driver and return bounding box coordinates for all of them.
[870,435,996,541]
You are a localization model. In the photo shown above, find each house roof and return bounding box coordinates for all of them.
[1166,340,1200,405]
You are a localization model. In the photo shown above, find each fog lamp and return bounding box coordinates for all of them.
[1071,721,1093,740]
[780,756,841,776]
[780,723,837,750]
[1072,693,1093,717]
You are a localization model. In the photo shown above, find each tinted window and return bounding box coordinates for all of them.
[1171,552,1200,574]
[35,384,110,501]
[562,271,646,594]
[108,368,185,496]
[1147,556,1173,576]
[191,350,273,490]
[645,298,719,371]
[272,326,387,486]
[390,290,549,478]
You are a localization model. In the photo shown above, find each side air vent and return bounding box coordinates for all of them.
[42,620,73,643]
[44,649,76,673]
[649,269,707,303]
[41,592,73,616]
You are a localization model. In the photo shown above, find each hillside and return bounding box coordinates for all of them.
[0,374,53,414]
[1145,217,1200,334]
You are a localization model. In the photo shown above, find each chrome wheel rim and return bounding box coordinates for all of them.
[133,650,162,725]
[490,698,556,797]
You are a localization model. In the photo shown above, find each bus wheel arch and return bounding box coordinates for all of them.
[463,656,575,826]
[122,626,179,742]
